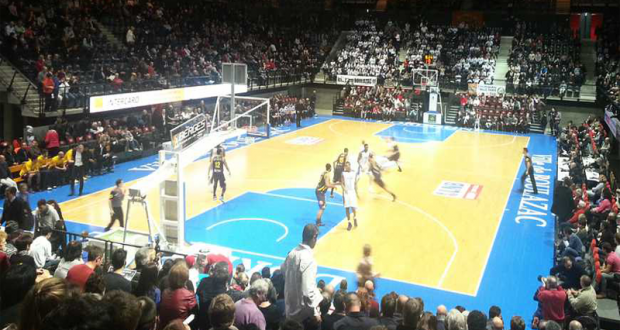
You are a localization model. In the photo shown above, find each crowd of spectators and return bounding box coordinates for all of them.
[322,20,402,85]
[404,22,500,89]
[98,1,338,86]
[270,94,316,127]
[595,19,619,111]
[550,115,620,314]
[0,109,164,195]
[0,90,311,195]
[0,214,607,330]
[0,0,120,110]
[1,0,338,112]
[507,22,585,99]
[454,93,546,132]
[340,85,414,121]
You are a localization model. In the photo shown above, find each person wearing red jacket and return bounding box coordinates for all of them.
[567,201,589,227]
[535,276,566,325]
[44,129,60,157]
[42,73,55,112]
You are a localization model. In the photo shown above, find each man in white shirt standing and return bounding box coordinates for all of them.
[29,227,57,269]
[282,224,323,330]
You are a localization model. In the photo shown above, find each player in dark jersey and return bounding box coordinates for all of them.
[316,163,336,227]
[331,148,348,198]
[369,154,396,201]
[387,145,402,172]
[209,149,231,202]
[209,144,226,184]
[520,147,538,194]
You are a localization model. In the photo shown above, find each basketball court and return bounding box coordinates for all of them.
[35,115,559,321]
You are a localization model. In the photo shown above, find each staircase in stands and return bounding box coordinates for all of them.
[0,57,42,118]
[333,99,345,116]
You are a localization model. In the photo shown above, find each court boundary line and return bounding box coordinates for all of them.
[328,119,392,138]
[379,125,521,149]
[472,136,531,296]
[332,115,538,139]
[370,193,459,288]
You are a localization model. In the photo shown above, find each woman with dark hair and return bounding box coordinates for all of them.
[46,200,64,221]
[84,272,106,297]
[158,258,175,285]
[134,262,161,306]
[54,240,83,279]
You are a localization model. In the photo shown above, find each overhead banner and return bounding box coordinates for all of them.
[336,75,377,86]
[170,114,208,150]
[476,84,506,96]
[89,83,248,113]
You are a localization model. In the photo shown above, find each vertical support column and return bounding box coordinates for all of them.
[3,104,15,141]
[176,152,185,247]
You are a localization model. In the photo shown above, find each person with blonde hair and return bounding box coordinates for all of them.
[19,277,71,330]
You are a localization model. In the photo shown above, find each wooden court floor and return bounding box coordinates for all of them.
[60,119,529,295]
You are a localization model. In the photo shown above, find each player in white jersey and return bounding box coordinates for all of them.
[341,161,358,231]
[357,143,373,181]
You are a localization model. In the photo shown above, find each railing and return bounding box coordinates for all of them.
[53,229,186,263]
[0,56,39,114]
[247,70,313,91]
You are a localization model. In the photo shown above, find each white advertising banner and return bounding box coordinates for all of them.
[476,84,505,96]
[336,75,377,86]
[428,91,438,113]
[89,83,248,113]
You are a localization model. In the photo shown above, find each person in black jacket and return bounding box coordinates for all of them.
[0,155,12,196]
[333,293,378,330]
[550,257,586,290]
[14,142,29,164]
[1,186,28,230]
[323,292,346,330]
[552,177,576,223]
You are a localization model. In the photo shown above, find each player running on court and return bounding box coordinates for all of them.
[369,153,397,201]
[384,137,402,172]
[316,163,336,227]
[209,148,231,202]
[341,161,358,231]
[331,148,348,198]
